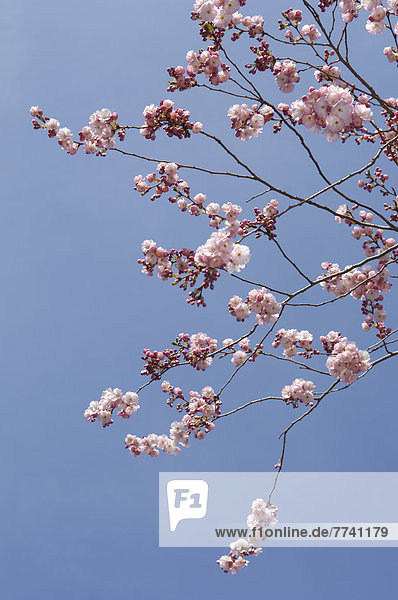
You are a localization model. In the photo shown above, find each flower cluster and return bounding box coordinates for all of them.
[191,0,266,40]
[238,14,265,37]
[140,347,181,380]
[238,199,279,240]
[194,228,251,273]
[228,287,281,325]
[193,0,244,28]
[300,24,322,42]
[321,332,371,383]
[379,97,398,162]
[139,239,225,307]
[318,260,391,300]
[338,0,358,24]
[281,378,316,408]
[167,385,220,443]
[169,411,215,446]
[217,539,262,574]
[167,48,230,92]
[30,106,59,135]
[319,254,392,319]
[78,108,122,155]
[367,9,388,34]
[125,433,180,457]
[84,388,139,428]
[338,0,398,31]
[384,46,398,65]
[358,167,390,194]
[30,106,73,149]
[319,0,338,12]
[273,60,300,93]
[217,499,278,573]
[357,168,398,222]
[206,198,279,241]
[125,384,220,458]
[260,197,279,218]
[177,332,218,370]
[272,328,317,359]
[55,127,79,155]
[134,162,208,217]
[134,169,246,231]
[278,8,303,29]
[139,239,176,280]
[31,106,78,155]
[160,380,186,409]
[204,201,242,233]
[134,161,179,194]
[289,85,373,142]
[227,103,274,140]
[140,331,218,379]
[162,381,221,415]
[314,64,346,87]
[139,240,223,306]
[192,6,264,50]
[245,40,276,75]
[319,234,394,338]
[383,196,398,223]
[335,203,397,255]
[30,106,124,156]
[140,100,202,140]
[221,336,263,367]
[247,499,279,543]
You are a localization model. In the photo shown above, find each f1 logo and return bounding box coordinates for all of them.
[167,480,209,531]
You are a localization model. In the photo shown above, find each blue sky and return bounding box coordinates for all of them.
[2,0,397,597]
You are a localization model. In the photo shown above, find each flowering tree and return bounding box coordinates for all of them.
[30,0,398,574]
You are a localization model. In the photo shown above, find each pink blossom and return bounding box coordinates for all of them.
[140,100,201,140]
[301,24,321,41]
[321,333,371,383]
[168,47,230,91]
[281,379,315,407]
[229,287,281,324]
[217,499,277,573]
[228,103,273,141]
[231,350,247,367]
[289,84,373,142]
[84,388,140,427]
[273,60,300,93]
[273,329,316,359]
[194,228,251,273]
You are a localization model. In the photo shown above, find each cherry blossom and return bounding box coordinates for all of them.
[281,379,316,407]
[273,329,317,359]
[321,332,371,383]
[289,85,373,142]
[228,287,281,324]
[168,47,230,91]
[217,540,262,574]
[194,228,251,273]
[79,108,120,155]
[227,103,274,140]
[84,388,139,428]
[217,499,277,573]
[300,24,322,41]
[140,100,202,140]
[30,105,122,156]
[273,60,300,93]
